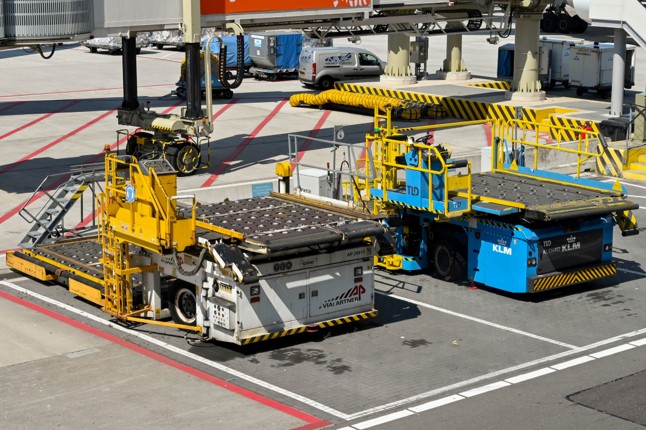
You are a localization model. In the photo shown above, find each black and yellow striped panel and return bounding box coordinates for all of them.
[532,262,616,292]
[383,200,429,212]
[549,116,601,141]
[468,81,511,90]
[596,146,625,177]
[442,98,489,121]
[614,210,638,234]
[240,310,378,345]
[477,219,522,231]
[335,82,442,105]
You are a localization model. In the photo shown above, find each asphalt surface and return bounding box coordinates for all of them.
[1,30,645,430]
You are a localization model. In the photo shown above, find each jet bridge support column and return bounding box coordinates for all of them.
[510,13,545,102]
[438,26,471,80]
[183,0,202,119]
[121,36,139,110]
[382,33,416,85]
[610,28,627,117]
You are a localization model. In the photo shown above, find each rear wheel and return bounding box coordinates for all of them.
[431,240,465,281]
[557,15,573,33]
[126,131,153,159]
[319,76,335,90]
[169,284,197,326]
[541,13,558,33]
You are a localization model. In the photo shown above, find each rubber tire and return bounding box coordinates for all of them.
[541,13,558,33]
[155,44,164,50]
[89,47,98,53]
[319,76,335,90]
[576,87,585,97]
[125,131,153,158]
[136,47,142,55]
[557,15,573,34]
[169,284,197,326]
[222,89,234,99]
[431,240,464,281]
[167,143,200,175]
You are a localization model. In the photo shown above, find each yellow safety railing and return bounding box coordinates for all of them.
[492,119,603,178]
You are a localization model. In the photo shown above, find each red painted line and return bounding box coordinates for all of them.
[0,101,24,115]
[0,84,173,99]
[0,109,117,176]
[292,109,331,167]
[0,289,331,429]
[0,102,183,227]
[483,122,493,147]
[201,99,289,187]
[0,100,80,141]
[0,248,20,255]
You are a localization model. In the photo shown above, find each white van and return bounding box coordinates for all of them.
[298,46,385,90]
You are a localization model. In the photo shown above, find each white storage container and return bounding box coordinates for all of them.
[539,37,584,88]
[297,168,333,199]
[569,42,636,97]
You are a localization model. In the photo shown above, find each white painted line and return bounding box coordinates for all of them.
[336,427,355,430]
[617,268,646,276]
[590,344,636,358]
[629,338,646,347]
[459,381,511,398]
[408,394,464,413]
[505,367,555,384]
[352,410,415,429]
[0,281,351,420]
[550,355,595,370]
[376,291,578,349]
[346,327,646,420]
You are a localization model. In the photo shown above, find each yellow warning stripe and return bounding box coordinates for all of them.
[240,310,378,345]
[596,146,625,178]
[614,210,638,233]
[532,263,616,292]
[468,81,511,90]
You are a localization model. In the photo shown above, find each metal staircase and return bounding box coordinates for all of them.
[586,0,646,50]
[18,164,104,248]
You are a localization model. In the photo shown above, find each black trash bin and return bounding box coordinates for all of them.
[599,116,631,142]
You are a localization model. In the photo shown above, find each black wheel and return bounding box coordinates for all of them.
[136,47,142,54]
[563,81,570,89]
[576,87,585,96]
[222,89,234,99]
[600,89,611,99]
[431,240,465,281]
[155,44,164,50]
[169,284,197,326]
[541,13,558,33]
[125,131,153,158]
[167,143,200,175]
[319,76,334,90]
[557,15,573,33]
[89,47,98,53]
[573,16,588,33]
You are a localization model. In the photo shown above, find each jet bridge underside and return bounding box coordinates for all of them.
[462,172,639,221]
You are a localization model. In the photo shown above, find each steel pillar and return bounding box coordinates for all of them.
[510,13,545,101]
[610,28,627,117]
[183,0,202,119]
[382,33,416,85]
[121,36,138,110]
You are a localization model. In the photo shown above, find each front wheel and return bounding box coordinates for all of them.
[169,284,197,326]
[167,143,201,175]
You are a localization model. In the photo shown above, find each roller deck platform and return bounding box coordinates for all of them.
[10,195,382,287]
[458,171,638,220]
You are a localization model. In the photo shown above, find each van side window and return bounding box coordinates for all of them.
[359,53,380,66]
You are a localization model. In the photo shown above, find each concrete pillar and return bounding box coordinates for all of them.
[610,28,626,117]
[381,33,416,85]
[510,13,545,102]
[438,32,471,80]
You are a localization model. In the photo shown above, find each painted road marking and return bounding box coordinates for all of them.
[352,410,415,429]
[589,344,635,358]
[459,381,511,398]
[504,367,556,384]
[629,337,646,347]
[408,394,464,413]
[376,291,578,349]
[550,355,595,370]
[3,279,645,426]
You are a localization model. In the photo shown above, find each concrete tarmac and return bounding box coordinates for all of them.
[1,29,645,430]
